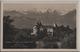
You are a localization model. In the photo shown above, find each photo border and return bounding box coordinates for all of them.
[0,0,80,52]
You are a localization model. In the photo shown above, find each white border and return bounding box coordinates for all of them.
[1,0,3,50]
[77,0,80,51]
[0,0,79,51]
[1,0,3,51]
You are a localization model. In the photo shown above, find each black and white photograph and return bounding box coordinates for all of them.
[2,0,77,49]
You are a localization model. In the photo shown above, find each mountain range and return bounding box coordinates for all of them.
[4,9,76,29]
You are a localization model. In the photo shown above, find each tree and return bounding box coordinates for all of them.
[3,16,14,41]
[61,27,76,48]
[3,15,15,48]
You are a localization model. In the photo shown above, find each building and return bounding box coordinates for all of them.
[31,21,57,38]
[31,21,60,48]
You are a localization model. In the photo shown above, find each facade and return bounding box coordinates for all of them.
[31,21,57,37]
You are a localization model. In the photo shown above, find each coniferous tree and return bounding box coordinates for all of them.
[3,16,15,48]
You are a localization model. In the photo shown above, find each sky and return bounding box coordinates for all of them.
[4,4,76,13]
